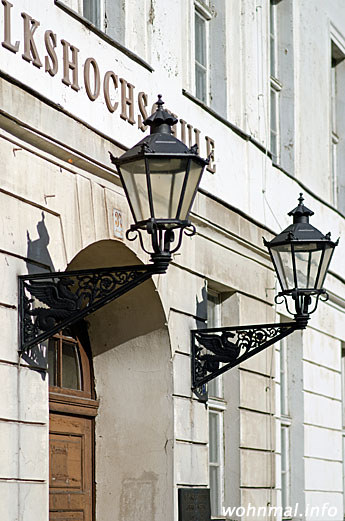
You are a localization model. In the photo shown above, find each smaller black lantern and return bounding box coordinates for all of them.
[111,95,208,267]
[264,194,338,320]
[191,194,339,395]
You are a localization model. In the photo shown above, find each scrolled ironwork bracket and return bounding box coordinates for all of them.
[191,320,307,400]
[19,263,162,353]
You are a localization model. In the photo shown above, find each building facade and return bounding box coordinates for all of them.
[0,1,345,520]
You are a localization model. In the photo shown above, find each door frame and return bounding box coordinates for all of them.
[48,326,99,521]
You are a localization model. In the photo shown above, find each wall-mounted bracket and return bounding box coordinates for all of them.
[191,320,307,399]
[19,263,162,353]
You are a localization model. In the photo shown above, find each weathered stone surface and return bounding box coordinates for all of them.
[174,396,208,443]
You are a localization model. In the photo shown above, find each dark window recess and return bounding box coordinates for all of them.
[83,0,100,27]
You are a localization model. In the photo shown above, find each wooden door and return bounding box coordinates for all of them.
[49,414,92,521]
[48,327,98,521]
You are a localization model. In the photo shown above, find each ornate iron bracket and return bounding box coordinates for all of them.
[191,320,307,399]
[19,263,162,353]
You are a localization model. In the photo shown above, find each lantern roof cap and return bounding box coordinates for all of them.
[112,95,208,165]
[264,194,337,247]
[113,129,207,164]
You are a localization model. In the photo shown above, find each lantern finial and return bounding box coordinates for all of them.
[288,193,314,223]
[156,94,164,107]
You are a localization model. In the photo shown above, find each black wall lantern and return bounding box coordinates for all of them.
[113,95,207,270]
[191,194,338,399]
[264,194,338,320]
[19,96,208,353]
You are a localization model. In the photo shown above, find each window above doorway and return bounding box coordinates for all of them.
[48,329,83,391]
[48,327,95,401]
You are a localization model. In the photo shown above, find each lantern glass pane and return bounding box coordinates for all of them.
[178,159,205,220]
[294,250,322,288]
[62,341,82,390]
[271,246,294,291]
[148,158,189,219]
[120,160,150,223]
[316,246,333,289]
[308,250,323,288]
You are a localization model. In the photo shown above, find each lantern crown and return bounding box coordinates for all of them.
[143,95,178,134]
[288,193,314,223]
[266,193,334,246]
[112,95,205,162]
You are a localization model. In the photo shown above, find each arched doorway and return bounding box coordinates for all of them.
[62,239,174,521]
[48,323,98,521]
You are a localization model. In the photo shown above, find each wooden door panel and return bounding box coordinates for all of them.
[50,433,83,489]
[50,513,84,521]
[49,413,92,521]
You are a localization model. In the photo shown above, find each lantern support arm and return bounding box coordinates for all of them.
[191,318,308,400]
[19,258,169,354]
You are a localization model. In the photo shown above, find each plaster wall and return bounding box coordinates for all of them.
[93,327,174,521]
[295,0,345,202]
[0,1,345,520]
[302,328,344,520]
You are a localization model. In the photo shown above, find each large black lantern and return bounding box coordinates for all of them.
[111,95,208,267]
[264,194,338,319]
[19,95,208,353]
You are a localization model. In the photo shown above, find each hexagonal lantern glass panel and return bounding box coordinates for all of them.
[269,242,334,292]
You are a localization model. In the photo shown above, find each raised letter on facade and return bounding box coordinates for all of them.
[138,91,148,132]
[44,30,58,77]
[61,39,80,91]
[21,13,42,68]
[120,78,135,125]
[180,119,187,144]
[1,0,19,53]
[104,71,118,113]
[84,57,100,101]
[193,128,200,150]
[205,136,216,173]
[186,123,193,147]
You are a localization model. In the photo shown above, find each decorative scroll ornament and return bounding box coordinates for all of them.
[19,264,159,352]
[191,321,306,399]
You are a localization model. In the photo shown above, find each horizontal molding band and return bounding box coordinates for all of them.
[0,478,45,483]
[0,416,46,426]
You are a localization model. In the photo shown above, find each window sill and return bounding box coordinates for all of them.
[54,0,154,73]
[208,397,227,410]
